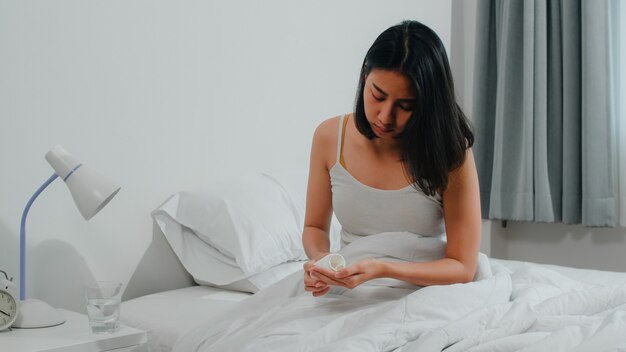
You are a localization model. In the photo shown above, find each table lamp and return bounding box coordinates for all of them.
[13,145,121,328]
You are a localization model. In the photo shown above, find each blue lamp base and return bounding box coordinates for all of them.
[12,299,66,328]
[15,173,65,329]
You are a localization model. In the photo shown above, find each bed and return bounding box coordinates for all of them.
[121,286,252,352]
[120,173,626,351]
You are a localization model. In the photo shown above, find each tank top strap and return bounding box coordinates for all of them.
[336,114,349,167]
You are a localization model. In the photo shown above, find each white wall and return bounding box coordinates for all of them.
[451,0,626,272]
[491,222,626,271]
[0,0,452,313]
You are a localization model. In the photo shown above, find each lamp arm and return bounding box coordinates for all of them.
[20,173,59,301]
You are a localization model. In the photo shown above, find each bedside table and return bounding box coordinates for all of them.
[0,309,147,352]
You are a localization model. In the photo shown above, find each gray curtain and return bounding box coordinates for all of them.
[473,0,617,226]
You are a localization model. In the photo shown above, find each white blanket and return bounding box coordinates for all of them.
[172,233,626,351]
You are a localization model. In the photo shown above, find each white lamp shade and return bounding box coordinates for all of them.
[45,145,80,180]
[45,145,121,220]
[65,166,121,220]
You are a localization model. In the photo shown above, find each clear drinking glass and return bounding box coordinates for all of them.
[85,281,122,333]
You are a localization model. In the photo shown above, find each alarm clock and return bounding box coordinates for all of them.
[0,270,18,331]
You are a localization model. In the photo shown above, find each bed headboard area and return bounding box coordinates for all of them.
[121,222,195,303]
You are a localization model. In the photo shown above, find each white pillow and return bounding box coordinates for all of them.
[152,173,307,288]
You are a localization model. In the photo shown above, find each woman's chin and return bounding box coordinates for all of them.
[372,125,395,138]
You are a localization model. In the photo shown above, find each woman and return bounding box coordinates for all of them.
[172,21,486,351]
[302,20,481,297]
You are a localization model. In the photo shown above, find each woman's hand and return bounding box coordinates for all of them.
[303,252,332,297]
[309,258,384,290]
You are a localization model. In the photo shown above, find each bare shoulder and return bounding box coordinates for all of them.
[312,115,342,151]
[447,148,478,189]
[311,115,343,169]
[313,115,341,142]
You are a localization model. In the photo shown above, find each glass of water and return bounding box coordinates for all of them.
[85,281,122,333]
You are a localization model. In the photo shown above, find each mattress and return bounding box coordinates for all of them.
[121,259,626,352]
[491,258,626,285]
[120,285,252,352]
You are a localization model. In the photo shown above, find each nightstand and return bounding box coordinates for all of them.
[0,309,147,351]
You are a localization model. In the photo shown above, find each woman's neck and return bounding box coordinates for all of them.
[366,137,403,161]
[349,115,403,160]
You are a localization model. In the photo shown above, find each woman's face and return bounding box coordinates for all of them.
[363,69,416,140]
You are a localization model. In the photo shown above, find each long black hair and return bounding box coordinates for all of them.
[354,20,474,196]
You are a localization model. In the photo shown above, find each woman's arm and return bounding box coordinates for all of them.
[380,149,481,285]
[301,118,336,259]
[302,117,340,296]
[312,149,481,288]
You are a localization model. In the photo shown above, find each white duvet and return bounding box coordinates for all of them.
[172,232,626,351]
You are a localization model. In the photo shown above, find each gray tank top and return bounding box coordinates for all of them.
[330,114,445,246]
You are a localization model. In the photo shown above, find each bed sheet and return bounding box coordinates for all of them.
[173,255,626,351]
[120,286,251,352]
[122,257,626,352]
